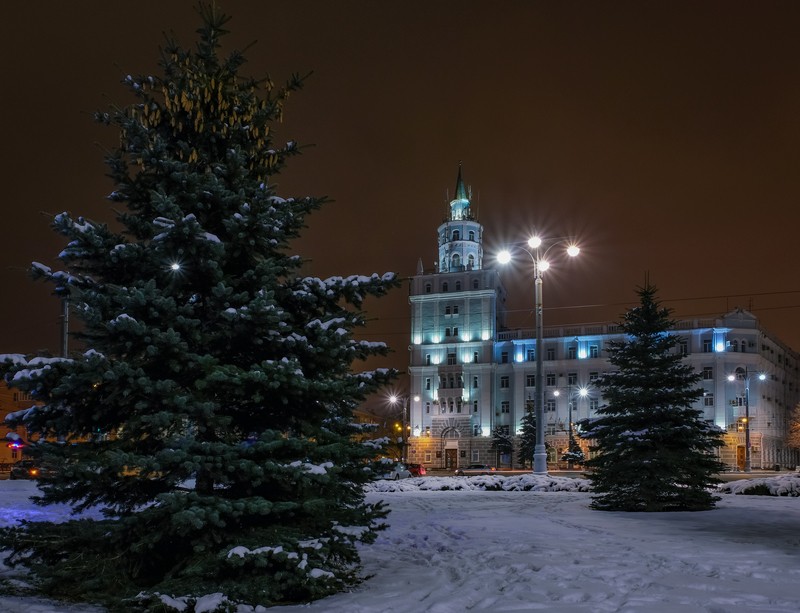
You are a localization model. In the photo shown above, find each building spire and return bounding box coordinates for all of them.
[454,161,469,202]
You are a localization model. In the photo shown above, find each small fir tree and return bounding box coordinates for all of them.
[0,5,398,610]
[581,283,724,511]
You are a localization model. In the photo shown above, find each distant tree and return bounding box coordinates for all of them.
[560,434,585,467]
[0,5,398,610]
[491,426,514,466]
[787,403,800,450]
[580,282,725,512]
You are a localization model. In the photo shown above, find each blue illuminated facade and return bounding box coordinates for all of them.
[407,167,800,471]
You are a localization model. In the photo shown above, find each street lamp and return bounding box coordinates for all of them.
[727,367,766,472]
[389,393,419,462]
[498,235,580,474]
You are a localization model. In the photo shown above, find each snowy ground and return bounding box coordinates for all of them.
[1,475,799,612]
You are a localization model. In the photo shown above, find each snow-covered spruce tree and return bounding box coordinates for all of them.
[0,5,398,610]
[490,426,513,466]
[517,400,539,470]
[580,283,724,512]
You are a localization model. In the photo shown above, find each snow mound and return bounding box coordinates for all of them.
[717,473,800,496]
[366,474,591,493]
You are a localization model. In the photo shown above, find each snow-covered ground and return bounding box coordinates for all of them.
[2,474,799,612]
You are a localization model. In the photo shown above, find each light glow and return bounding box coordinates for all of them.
[538,260,551,272]
[528,236,543,249]
[715,342,725,352]
[497,250,512,264]
[578,387,589,397]
[567,245,580,257]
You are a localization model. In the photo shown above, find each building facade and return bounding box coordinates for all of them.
[407,168,800,471]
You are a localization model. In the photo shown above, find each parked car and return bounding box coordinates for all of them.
[9,460,47,480]
[377,462,412,480]
[454,464,496,476]
[406,463,427,477]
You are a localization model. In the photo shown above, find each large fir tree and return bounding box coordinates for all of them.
[0,5,398,610]
[581,283,724,511]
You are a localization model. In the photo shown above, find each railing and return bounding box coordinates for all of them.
[497,318,719,342]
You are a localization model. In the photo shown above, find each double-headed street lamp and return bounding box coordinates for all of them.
[727,367,766,473]
[498,235,580,474]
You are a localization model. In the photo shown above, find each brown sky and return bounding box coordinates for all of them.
[3,1,800,377]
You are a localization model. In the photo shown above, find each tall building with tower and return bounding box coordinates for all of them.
[406,166,800,471]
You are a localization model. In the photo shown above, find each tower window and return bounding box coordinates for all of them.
[442,282,449,292]
[425,283,431,293]
[469,230,475,241]
[453,230,460,240]
[468,254,475,270]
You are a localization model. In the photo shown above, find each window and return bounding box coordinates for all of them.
[589,398,599,411]
[453,327,459,337]
[500,376,510,389]
[445,327,451,337]
[546,373,556,386]
[455,281,461,291]
[468,254,475,269]
[425,402,430,414]
[679,339,688,356]
[589,371,599,382]
[425,451,432,462]
[425,377,431,390]
[702,367,713,381]
[473,376,479,388]
[501,351,509,364]
[501,401,510,413]
[457,399,462,413]
[442,282,449,292]
[589,345,599,358]
[469,230,475,241]
[704,393,714,407]
[449,400,454,413]
[452,254,461,269]
[702,339,712,353]
[567,372,578,385]
[568,346,577,360]
[425,283,432,293]
[473,401,478,413]
[453,230,460,240]
[445,306,451,316]
[547,347,556,360]
[473,351,479,363]
[471,449,479,461]
[447,353,456,365]
[12,392,32,402]
[527,349,535,361]
[425,354,431,365]
[453,305,459,315]
[545,399,556,412]
[472,279,479,289]
[473,424,480,436]
[526,374,536,387]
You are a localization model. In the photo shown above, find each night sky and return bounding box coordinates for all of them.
[4,2,800,380]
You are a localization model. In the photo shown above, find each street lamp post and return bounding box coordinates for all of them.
[727,367,766,473]
[498,236,580,474]
[389,394,419,462]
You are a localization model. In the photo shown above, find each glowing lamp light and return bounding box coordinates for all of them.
[553,390,560,397]
[539,260,551,272]
[578,349,587,359]
[170,262,181,271]
[527,236,543,249]
[497,250,512,264]
[715,342,725,353]
[578,387,589,398]
[566,245,580,257]
[481,426,490,437]
[516,354,524,363]
[758,373,767,381]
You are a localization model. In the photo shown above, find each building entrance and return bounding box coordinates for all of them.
[445,448,457,469]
